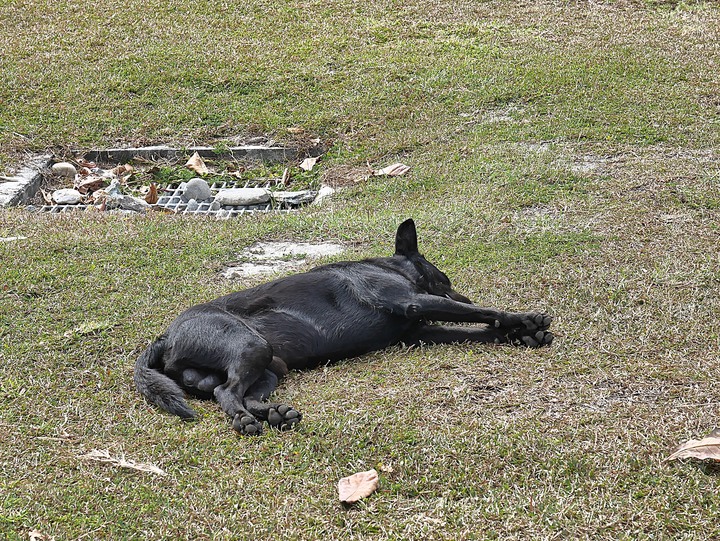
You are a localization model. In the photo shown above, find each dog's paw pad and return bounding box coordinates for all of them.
[520,330,553,348]
[232,413,263,436]
[522,312,553,331]
[504,328,553,348]
[267,405,302,431]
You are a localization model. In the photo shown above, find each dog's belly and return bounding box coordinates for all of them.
[252,308,414,368]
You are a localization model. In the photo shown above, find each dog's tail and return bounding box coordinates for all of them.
[134,336,197,420]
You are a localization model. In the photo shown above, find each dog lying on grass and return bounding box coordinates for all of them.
[135,219,553,435]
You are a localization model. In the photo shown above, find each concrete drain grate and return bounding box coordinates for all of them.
[37,179,322,218]
[0,144,331,216]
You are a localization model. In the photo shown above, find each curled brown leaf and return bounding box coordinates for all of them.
[185,152,209,175]
[144,183,159,204]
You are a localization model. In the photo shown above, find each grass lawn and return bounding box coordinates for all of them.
[2,0,720,539]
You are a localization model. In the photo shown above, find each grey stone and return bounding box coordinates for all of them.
[214,188,270,206]
[104,192,149,213]
[272,190,318,206]
[182,178,212,202]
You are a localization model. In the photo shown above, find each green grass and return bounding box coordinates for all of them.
[2,1,720,540]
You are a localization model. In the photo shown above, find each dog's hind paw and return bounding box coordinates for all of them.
[232,413,263,436]
[521,330,554,347]
[267,404,302,431]
[495,329,554,348]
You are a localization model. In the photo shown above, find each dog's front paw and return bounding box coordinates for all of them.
[520,313,553,331]
[267,404,302,431]
[232,413,263,436]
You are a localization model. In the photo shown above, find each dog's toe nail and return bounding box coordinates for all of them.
[535,331,545,341]
[244,424,260,435]
[277,405,290,415]
[543,332,554,344]
[494,320,500,328]
[522,336,538,347]
[494,337,501,344]
[280,417,300,431]
[543,315,553,327]
[285,409,299,420]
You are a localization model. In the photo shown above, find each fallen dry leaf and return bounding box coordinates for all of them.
[299,156,319,171]
[287,127,305,134]
[144,183,159,204]
[666,428,720,462]
[111,164,133,177]
[338,469,379,503]
[372,163,410,177]
[280,167,290,186]
[40,189,53,205]
[185,152,209,175]
[79,449,167,476]
[74,175,106,194]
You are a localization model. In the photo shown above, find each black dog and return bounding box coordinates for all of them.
[135,219,553,435]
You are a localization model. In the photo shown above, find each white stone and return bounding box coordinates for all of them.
[312,185,335,205]
[51,162,77,178]
[52,188,82,205]
[214,188,270,206]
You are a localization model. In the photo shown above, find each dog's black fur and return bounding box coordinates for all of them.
[134,219,553,435]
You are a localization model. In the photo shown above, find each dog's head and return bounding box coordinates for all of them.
[394,219,472,304]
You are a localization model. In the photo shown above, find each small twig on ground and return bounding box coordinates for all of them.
[78,449,166,476]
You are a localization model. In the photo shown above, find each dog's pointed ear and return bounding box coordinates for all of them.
[395,219,419,256]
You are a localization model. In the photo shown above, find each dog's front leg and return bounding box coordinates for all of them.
[401,294,553,331]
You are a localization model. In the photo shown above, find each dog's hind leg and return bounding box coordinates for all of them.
[212,336,275,436]
[243,363,302,431]
[405,323,553,348]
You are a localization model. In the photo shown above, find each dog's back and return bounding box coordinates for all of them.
[210,257,424,369]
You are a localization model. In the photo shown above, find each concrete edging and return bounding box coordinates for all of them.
[0,154,53,207]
